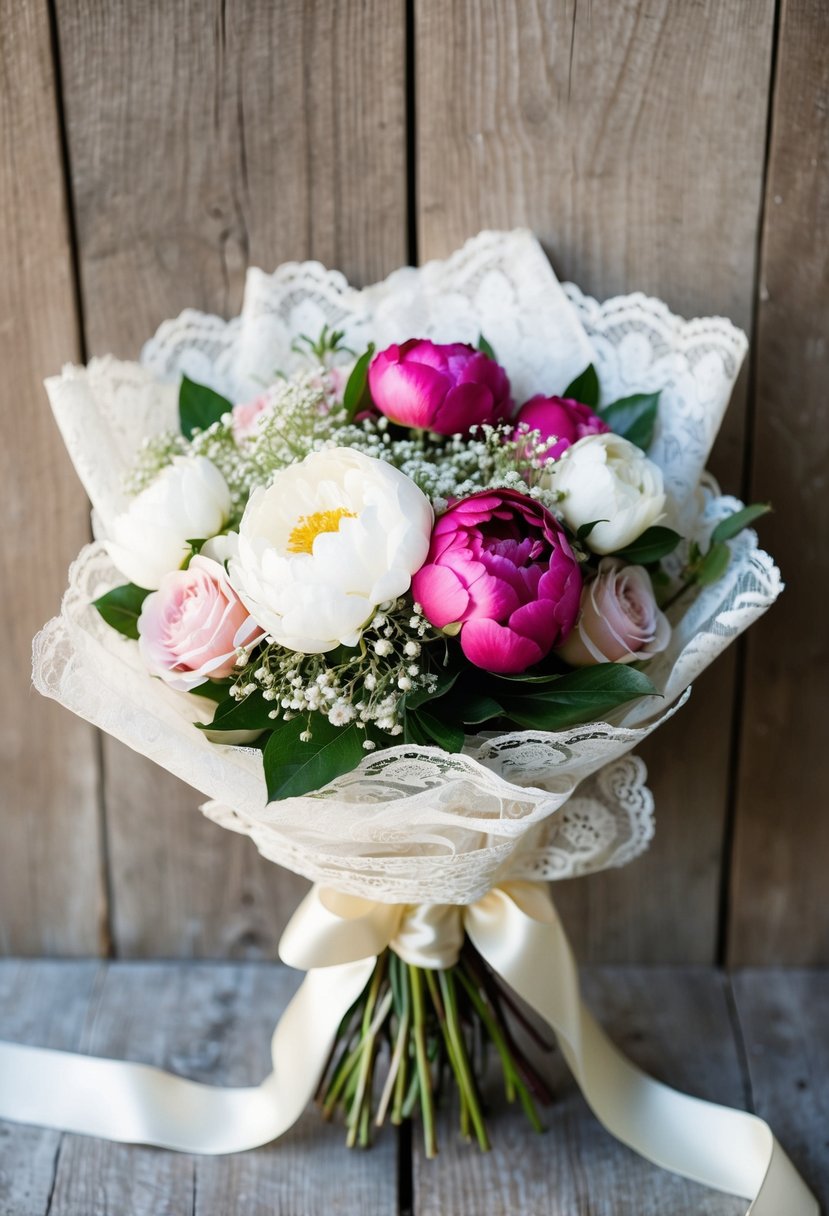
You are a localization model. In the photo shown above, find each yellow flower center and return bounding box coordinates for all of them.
[287,508,356,555]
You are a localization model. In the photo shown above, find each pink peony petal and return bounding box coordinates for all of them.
[411,562,470,626]
[460,618,545,674]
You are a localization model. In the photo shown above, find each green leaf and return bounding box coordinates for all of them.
[179,375,232,440]
[93,583,150,640]
[263,715,366,801]
[563,364,600,409]
[477,333,497,361]
[402,668,458,711]
[696,542,731,587]
[411,709,465,752]
[196,690,275,733]
[499,664,659,731]
[576,519,609,541]
[599,391,660,450]
[611,526,682,564]
[343,343,375,422]
[189,680,233,703]
[454,693,504,725]
[710,503,772,544]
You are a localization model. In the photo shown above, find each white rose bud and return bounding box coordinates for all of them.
[228,447,434,653]
[105,456,231,589]
[551,433,666,554]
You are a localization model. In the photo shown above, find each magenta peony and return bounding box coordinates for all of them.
[514,394,610,461]
[411,489,582,674]
[368,339,512,435]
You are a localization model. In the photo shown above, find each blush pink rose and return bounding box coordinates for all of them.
[231,388,277,442]
[137,555,263,691]
[368,339,512,435]
[514,394,610,461]
[556,557,670,667]
[411,488,582,674]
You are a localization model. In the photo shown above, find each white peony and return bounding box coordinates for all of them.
[228,447,434,653]
[105,456,231,589]
[551,433,666,555]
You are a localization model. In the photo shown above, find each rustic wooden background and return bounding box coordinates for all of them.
[1,0,826,966]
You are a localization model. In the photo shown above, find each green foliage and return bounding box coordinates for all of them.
[562,364,600,408]
[195,690,275,733]
[494,664,659,730]
[343,344,375,422]
[711,503,772,544]
[476,333,497,361]
[263,714,367,802]
[599,391,660,450]
[179,376,233,439]
[93,583,149,640]
[611,526,682,565]
[696,541,731,586]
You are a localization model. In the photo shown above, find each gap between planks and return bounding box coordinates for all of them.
[0,962,826,1214]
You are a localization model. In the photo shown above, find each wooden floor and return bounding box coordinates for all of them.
[0,963,825,1215]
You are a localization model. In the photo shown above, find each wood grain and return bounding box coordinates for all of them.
[0,961,398,1216]
[0,960,101,1213]
[2,962,825,1212]
[732,969,829,1209]
[728,0,829,965]
[415,0,775,962]
[413,967,747,1214]
[0,0,104,954]
[54,0,408,955]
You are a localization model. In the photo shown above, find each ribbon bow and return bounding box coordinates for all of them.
[0,883,817,1214]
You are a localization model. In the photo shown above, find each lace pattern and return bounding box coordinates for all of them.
[36,230,781,903]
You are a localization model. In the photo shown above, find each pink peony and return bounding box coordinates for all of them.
[556,557,670,667]
[368,339,512,435]
[514,394,610,461]
[411,489,582,674]
[137,555,263,691]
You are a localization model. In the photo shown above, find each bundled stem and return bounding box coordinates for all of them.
[316,941,553,1154]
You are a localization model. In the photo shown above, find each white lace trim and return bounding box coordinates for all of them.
[35,230,780,903]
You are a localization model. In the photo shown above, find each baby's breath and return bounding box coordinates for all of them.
[230,600,446,739]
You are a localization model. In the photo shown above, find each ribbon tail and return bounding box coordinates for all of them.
[466,890,819,1216]
[0,959,374,1154]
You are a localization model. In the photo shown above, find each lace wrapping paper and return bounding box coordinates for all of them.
[35,230,782,904]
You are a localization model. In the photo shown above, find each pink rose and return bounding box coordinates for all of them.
[368,339,512,435]
[231,388,277,442]
[412,489,582,674]
[137,555,262,691]
[514,394,610,461]
[556,558,670,667]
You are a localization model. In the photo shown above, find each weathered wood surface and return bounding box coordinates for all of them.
[732,969,829,1204]
[53,0,409,956]
[728,0,829,965]
[1,962,826,1213]
[0,0,103,954]
[414,0,776,963]
[414,968,747,1215]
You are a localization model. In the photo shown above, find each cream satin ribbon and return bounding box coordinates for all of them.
[0,883,818,1213]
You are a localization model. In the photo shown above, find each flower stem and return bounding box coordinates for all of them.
[409,964,437,1158]
[438,969,490,1152]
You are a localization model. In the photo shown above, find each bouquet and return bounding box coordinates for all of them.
[4,232,814,1212]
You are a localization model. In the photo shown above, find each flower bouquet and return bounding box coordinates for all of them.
[1,232,815,1212]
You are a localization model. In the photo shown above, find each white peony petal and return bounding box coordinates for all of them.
[228,447,433,653]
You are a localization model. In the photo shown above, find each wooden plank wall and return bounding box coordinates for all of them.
[0,0,826,964]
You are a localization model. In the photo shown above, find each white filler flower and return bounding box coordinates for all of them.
[229,447,434,653]
[106,456,231,589]
[551,433,666,554]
